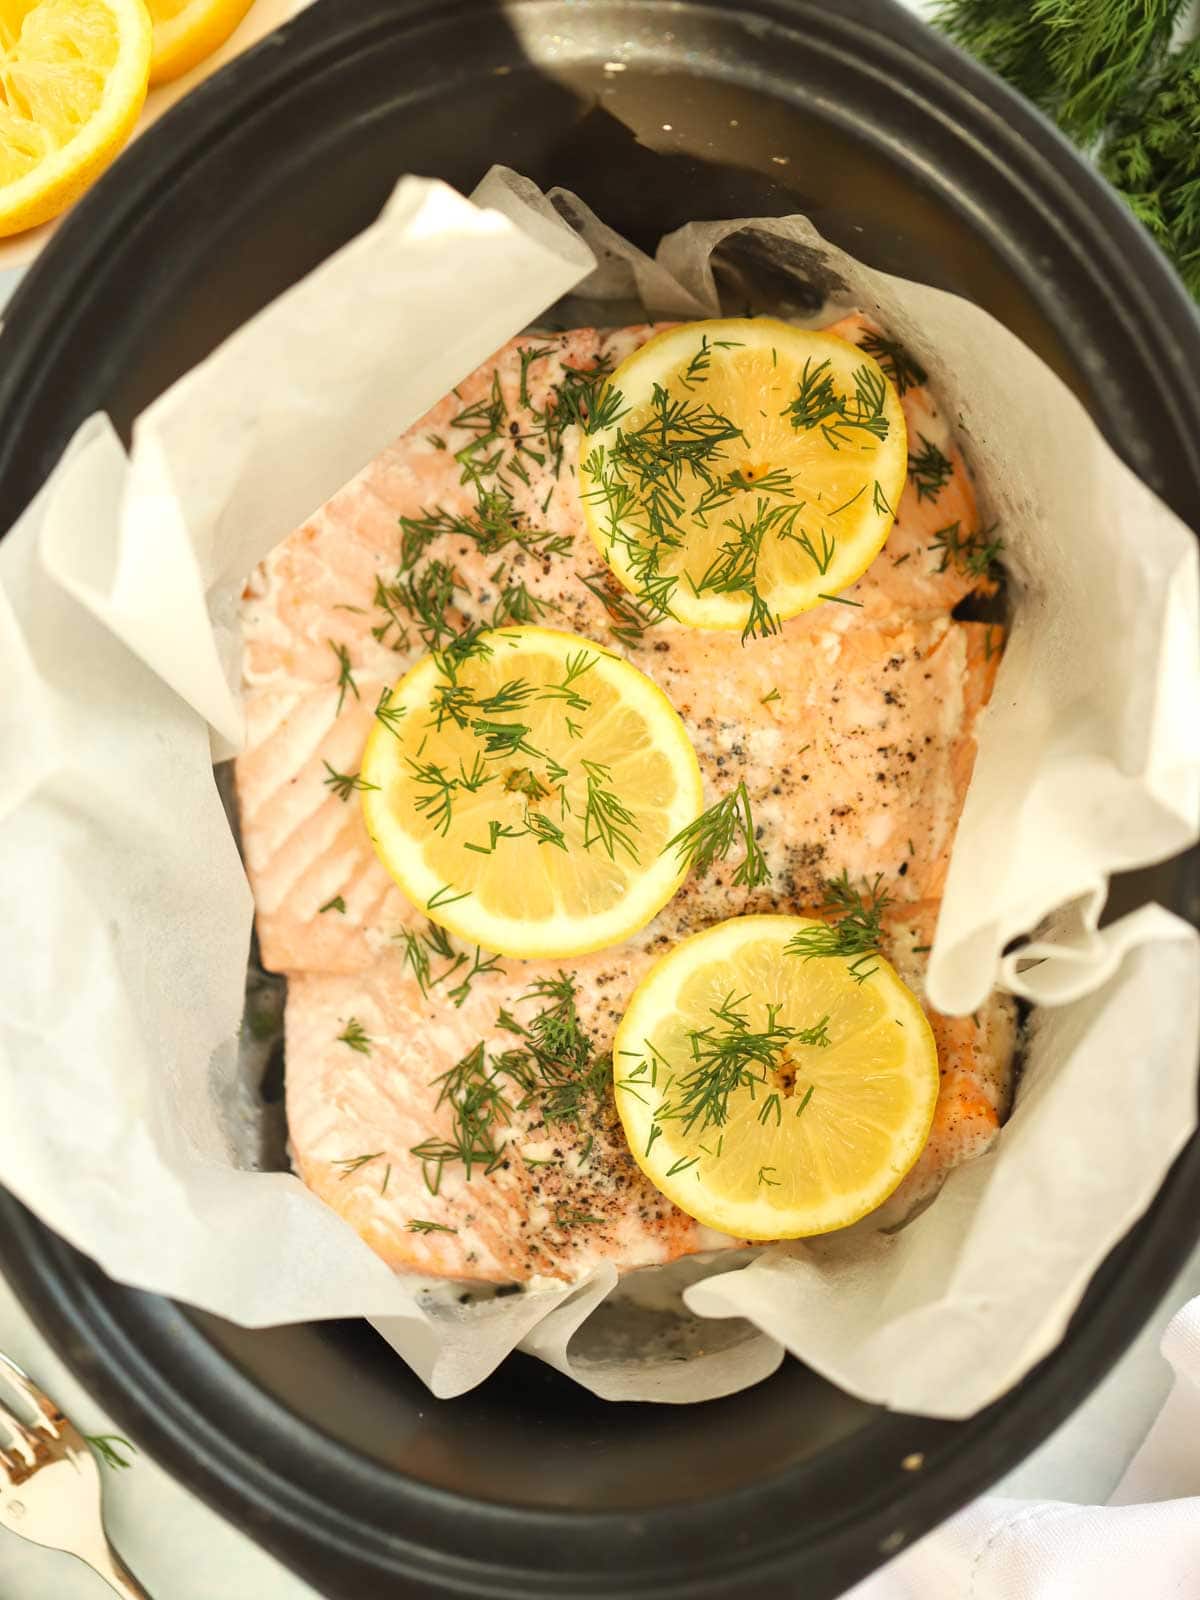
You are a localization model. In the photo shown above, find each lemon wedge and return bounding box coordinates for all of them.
[0,0,153,237]
[146,0,255,85]
[613,915,939,1238]
[360,627,704,959]
[579,317,907,636]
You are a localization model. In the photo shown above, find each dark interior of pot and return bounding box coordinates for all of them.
[1,3,1198,1598]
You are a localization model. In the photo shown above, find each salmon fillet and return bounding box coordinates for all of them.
[236,316,1016,1284]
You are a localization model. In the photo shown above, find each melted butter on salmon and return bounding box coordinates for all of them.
[236,317,1017,1283]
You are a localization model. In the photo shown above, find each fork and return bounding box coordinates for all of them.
[0,1350,148,1597]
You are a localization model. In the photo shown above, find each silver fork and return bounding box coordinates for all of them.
[0,1350,148,1597]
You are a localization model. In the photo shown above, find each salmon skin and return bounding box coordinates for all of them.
[236,316,1015,1283]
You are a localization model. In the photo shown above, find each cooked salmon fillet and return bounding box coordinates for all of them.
[236,316,1016,1283]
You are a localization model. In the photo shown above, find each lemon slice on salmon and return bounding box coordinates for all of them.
[146,0,256,85]
[612,915,939,1238]
[361,627,704,959]
[0,0,153,237]
[579,318,907,637]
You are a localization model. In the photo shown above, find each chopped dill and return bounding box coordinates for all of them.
[929,521,1004,578]
[318,895,346,915]
[332,1151,384,1179]
[858,331,927,395]
[336,1018,372,1053]
[323,763,379,802]
[328,640,359,714]
[654,992,830,1137]
[786,872,892,982]
[908,435,954,501]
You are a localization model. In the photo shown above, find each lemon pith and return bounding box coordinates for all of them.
[613,915,939,1239]
[579,317,907,635]
[360,626,704,959]
[0,0,153,237]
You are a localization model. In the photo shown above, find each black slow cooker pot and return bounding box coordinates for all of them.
[1,3,1198,1597]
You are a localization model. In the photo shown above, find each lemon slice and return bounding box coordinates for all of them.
[579,317,907,636]
[0,0,153,237]
[146,0,256,85]
[613,915,938,1238]
[361,627,704,959]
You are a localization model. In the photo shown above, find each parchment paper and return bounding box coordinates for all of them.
[0,167,1196,1416]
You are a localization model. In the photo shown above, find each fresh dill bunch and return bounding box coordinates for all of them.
[1101,38,1200,298]
[932,0,1186,144]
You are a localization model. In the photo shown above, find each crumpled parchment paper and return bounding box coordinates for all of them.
[0,165,1196,1416]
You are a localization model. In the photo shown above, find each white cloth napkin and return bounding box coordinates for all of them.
[847,1292,1200,1598]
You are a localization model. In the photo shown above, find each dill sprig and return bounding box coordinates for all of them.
[407,1218,458,1234]
[693,496,792,642]
[929,520,1004,577]
[336,1018,372,1053]
[328,640,359,714]
[496,972,612,1130]
[374,685,407,736]
[580,759,640,862]
[858,331,927,395]
[785,358,891,449]
[84,1435,137,1471]
[578,568,658,648]
[785,872,892,982]
[323,763,379,802]
[411,1041,510,1194]
[663,781,770,888]
[332,1151,384,1179]
[908,435,954,501]
[653,992,831,1137]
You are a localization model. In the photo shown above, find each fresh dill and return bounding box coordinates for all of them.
[332,1151,384,1179]
[872,479,894,517]
[929,521,1004,577]
[411,1041,510,1194]
[785,872,892,982]
[336,1018,372,1053]
[374,685,407,735]
[785,358,891,449]
[407,1218,459,1234]
[323,763,379,802]
[663,782,770,888]
[428,883,471,912]
[653,992,831,1137]
[492,972,612,1131]
[858,331,927,395]
[581,759,640,862]
[908,435,954,501]
[578,569,660,647]
[328,640,359,714]
[932,0,1186,145]
[318,895,346,915]
[1101,40,1200,300]
[84,1435,137,1471]
[694,496,791,642]
[445,946,506,1007]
